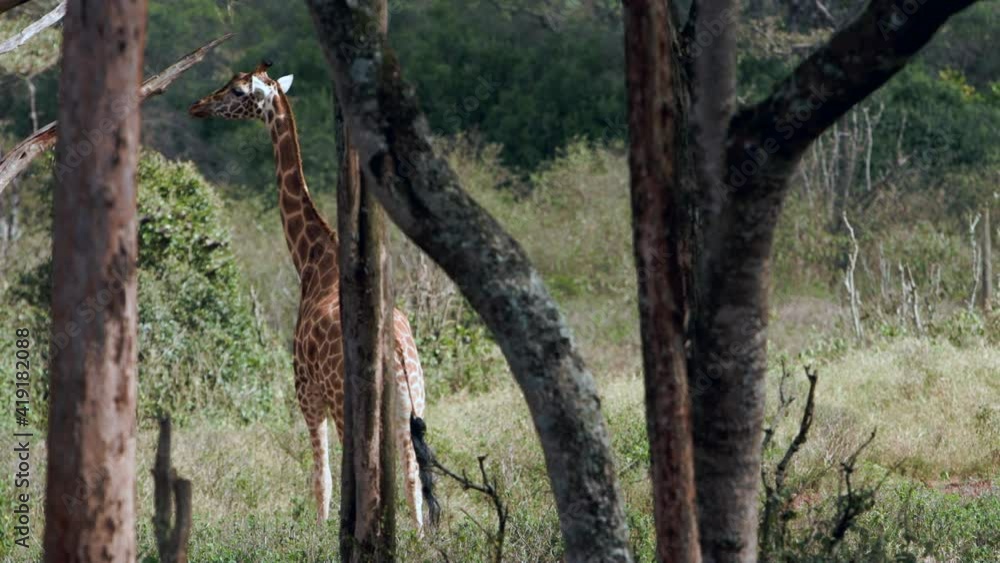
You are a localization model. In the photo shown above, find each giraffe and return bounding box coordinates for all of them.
[189,61,438,533]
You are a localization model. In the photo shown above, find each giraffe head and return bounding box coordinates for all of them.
[188,60,293,121]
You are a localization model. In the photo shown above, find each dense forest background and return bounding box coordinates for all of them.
[0,1,997,560]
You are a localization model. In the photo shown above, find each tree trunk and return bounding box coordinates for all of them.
[43,0,147,561]
[683,1,980,561]
[306,1,633,560]
[622,1,700,561]
[336,1,396,559]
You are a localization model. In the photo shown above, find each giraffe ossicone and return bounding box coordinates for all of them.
[189,62,439,534]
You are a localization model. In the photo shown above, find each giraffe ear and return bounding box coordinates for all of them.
[251,75,269,100]
[277,75,293,93]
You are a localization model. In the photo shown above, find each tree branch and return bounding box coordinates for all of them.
[305,1,631,560]
[729,0,981,171]
[0,0,65,55]
[432,454,508,563]
[0,32,233,195]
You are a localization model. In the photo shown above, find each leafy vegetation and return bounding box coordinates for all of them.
[0,151,288,430]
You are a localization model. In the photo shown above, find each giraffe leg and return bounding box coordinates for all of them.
[304,406,332,524]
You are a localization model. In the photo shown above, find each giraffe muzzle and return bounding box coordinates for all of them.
[188,101,211,118]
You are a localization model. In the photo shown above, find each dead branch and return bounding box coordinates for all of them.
[980,207,993,313]
[0,0,64,55]
[827,429,878,549]
[760,365,819,559]
[968,212,982,313]
[432,454,508,563]
[0,32,233,195]
[153,416,193,563]
[843,213,864,341]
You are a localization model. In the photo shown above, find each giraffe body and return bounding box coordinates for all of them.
[190,62,430,532]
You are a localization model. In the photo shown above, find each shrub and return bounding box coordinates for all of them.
[1,151,288,428]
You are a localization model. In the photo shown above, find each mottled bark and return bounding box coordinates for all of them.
[306,1,632,560]
[43,0,147,561]
[336,2,396,560]
[686,1,982,561]
[623,1,700,562]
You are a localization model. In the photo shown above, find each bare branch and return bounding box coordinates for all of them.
[0,0,64,55]
[759,365,819,559]
[827,429,878,549]
[431,455,508,563]
[0,32,233,195]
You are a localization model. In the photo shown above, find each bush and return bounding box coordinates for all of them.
[1,151,288,428]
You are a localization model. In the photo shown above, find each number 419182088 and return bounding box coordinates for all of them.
[15,328,30,425]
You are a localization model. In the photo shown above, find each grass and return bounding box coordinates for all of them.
[0,141,997,561]
[2,336,996,561]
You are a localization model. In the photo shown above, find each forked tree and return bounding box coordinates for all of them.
[624,0,982,561]
[42,0,147,560]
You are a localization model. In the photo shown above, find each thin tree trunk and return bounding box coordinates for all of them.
[306,1,633,560]
[27,76,39,132]
[43,0,147,560]
[981,206,992,312]
[336,1,396,559]
[623,1,700,561]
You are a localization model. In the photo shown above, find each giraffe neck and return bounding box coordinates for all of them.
[267,92,339,289]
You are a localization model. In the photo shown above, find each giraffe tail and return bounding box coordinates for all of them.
[410,414,441,526]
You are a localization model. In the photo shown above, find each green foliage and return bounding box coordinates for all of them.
[871,64,1000,186]
[1,151,288,427]
[413,308,507,401]
[392,0,625,168]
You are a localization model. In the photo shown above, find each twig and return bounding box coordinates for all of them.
[0,0,63,54]
[432,454,508,563]
[827,429,878,549]
[760,365,819,559]
[0,32,233,194]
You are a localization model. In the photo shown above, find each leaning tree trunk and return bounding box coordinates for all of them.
[335,0,397,559]
[305,1,633,560]
[622,1,700,562]
[42,0,147,560]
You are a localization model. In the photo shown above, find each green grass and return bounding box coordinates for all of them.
[2,335,996,561]
[0,141,997,561]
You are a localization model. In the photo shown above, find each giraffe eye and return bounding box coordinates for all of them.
[232,87,245,97]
